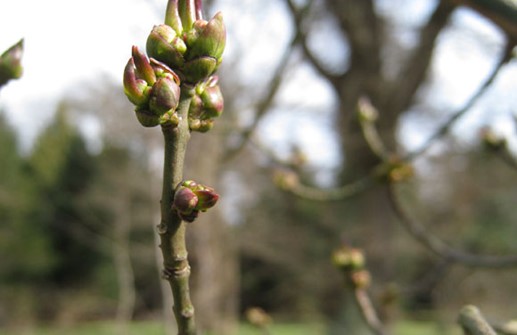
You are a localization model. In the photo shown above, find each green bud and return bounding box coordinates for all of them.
[332,247,365,271]
[197,120,214,133]
[178,0,196,32]
[0,39,23,87]
[183,56,217,83]
[123,58,150,106]
[131,46,156,85]
[146,25,186,69]
[135,108,160,127]
[165,0,183,34]
[193,186,219,211]
[480,127,507,151]
[150,58,181,84]
[187,12,226,61]
[350,270,371,289]
[173,186,199,215]
[149,77,181,116]
[200,82,224,118]
[177,180,219,213]
[185,19,207,48]
[159,111,180,127]
[189,118,201,131]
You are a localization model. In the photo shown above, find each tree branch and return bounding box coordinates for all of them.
[385,0,456,116]
[387,182,517,268]
[158,91,196,335]
[458,305,497,335]
[285,0,340,84]
[455,0,517,39]
[224,35,297,160]
[354,288,389,335]
[407,40,515,160]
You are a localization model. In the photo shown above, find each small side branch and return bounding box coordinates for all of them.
[224,35,297,160]
[354,288,388,335]
[387,182,517,268]
[407,40,515,160]
[285,0,340,83]
[458,305,497,335]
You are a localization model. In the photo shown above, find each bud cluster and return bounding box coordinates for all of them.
[374,156,414,183]
[123,0,226,130]
[480,127,507,152]
[124,46,181,127]
[147,6,225,84]
[332,246,371,289]
[188,76,224,132]
[172,180,219,222]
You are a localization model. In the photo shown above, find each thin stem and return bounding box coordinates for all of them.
[406,40,514,160]
[387,182,517,268]
[353,288,388,335]
[158,90,196,335]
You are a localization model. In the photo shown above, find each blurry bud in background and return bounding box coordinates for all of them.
[0,39,24,88]
[245,307,272,328]
[332,246,366,271]
[480,126,507,152]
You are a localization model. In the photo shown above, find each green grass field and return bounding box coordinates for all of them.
[0,320,461,335]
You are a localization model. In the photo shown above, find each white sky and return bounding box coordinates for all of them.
[0,0,162,146]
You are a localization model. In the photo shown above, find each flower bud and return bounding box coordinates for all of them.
[200,82,224,118]
[159,111,180,128]
[183,56,217,84]
[332,246,365,271]
[173,186,199,214]
[350,270,371,289]
[178,0,197,32]
[0,39,23,87]
[149,77,180,116]
[194,186,219,211]
[187,12,226,61]
[132,46,156,85]
[124,47,182,128]
[480,127,506,151]
[197,120,214,133]
[135,108,160,127]
[146,25,186,69]
[165,0,183,34]
[123,58,150,106]
[181,181,218,207]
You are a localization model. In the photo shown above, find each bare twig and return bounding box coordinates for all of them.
[284,175,375,201]
[358,97,391,160]
[224,35,298,160]
[456,0,517,39]
[285,0,339,83]
[387,182,517,268]
[458,305,497,335]
[407,40,515,160]
[354,288,389,335]
[385,0,456,116]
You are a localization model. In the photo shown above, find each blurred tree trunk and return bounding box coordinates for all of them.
[311,0,455,275]
[184,129,239,335]
[301,0,456,330]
